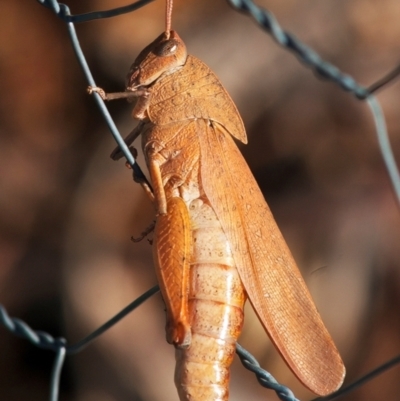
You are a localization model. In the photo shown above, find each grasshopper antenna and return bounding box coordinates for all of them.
[165,0,173,39]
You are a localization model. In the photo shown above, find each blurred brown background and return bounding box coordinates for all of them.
[0,0,400,400]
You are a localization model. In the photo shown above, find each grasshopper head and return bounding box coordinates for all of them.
[126,30,187,90]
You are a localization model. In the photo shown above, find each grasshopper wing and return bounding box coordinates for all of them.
[198,119,345,396]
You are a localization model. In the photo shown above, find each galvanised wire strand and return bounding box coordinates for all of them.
[36,0,151,184]
[0,303,67,401]
[226,0,400,206]
[37,0,154,22]
[236,343,300,401]
[0,286,159,401]
[227,0,365,99]
[1,287,300,401]
[366,96,400,201]
[2,291,400,401]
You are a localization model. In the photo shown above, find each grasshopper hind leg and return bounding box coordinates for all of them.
[153,197,192,348]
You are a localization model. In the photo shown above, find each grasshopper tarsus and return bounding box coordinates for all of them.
[87,86,106,100]
[88,86,141,101]
[131,220,156,243]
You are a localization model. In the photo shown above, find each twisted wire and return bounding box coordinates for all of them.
[227,0,367,99]
[0,304,66,351]
[226,0,400,205]
[37,0,154,22]
[0,285,158,401]
[236,343,300,401]
[35,0,151,184]
[3,294,399,401]
[1,288,299,401]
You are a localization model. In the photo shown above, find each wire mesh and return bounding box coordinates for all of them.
[1,0,400,400]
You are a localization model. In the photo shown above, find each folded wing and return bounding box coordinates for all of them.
[198,119,345,396]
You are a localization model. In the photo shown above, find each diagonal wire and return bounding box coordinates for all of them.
[236,343,300,401]
[36,0,150,183]
[226,0,369,98]
[311,354,400,401]
[367,64,400,94]
[67,285,160,354]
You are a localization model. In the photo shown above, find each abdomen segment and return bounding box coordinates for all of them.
[175,197,246,401]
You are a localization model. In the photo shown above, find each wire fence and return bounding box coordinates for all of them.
[1,0,400,400]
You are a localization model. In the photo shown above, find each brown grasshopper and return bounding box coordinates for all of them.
[89,1,345,399]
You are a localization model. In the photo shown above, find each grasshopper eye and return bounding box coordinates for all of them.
[154,39,179,57]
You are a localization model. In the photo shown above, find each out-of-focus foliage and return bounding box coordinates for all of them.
[0,1,399,400]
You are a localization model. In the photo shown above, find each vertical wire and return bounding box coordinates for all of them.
[366,96,400,204]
